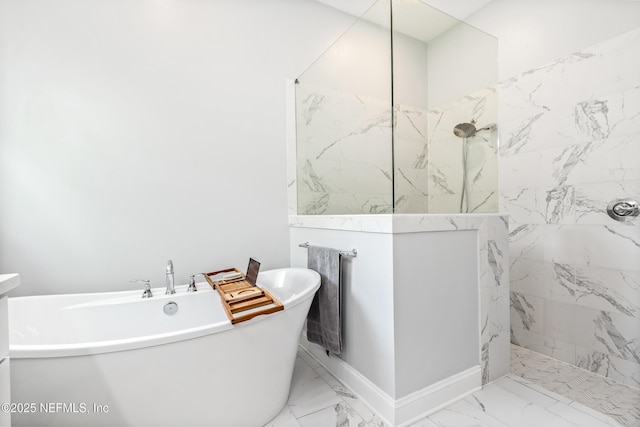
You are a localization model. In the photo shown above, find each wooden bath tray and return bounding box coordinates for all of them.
[204,268,283,324]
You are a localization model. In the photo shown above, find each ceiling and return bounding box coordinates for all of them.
[316,0,494,43]
[316,0,494,21]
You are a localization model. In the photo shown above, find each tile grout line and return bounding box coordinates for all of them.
[511,345,640,427]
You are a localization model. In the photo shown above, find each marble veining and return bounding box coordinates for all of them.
[511,292,537,331]
[572,267,638,317]
[511,344,640,427]
[294,81,498,215]
[268,346,630,427]
[503,27,640,387]
[593,311,640,364]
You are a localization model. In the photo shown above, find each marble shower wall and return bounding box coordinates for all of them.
[295,83,394,215]
[392,104,430,213]
[502,27,640,389]
[295,83,499,214]
[425,87,499,214]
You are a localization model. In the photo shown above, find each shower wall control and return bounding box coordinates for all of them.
[607,198,639,222]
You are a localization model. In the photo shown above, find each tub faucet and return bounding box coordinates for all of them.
[188,273,202,293]
[131,279,153,298]
[166,260,175,295]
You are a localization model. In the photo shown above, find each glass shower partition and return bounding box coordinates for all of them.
[295,1,393,215]
[392,0,498,214]
[295,0,498,215]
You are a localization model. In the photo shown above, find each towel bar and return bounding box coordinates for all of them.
[298,242,357,258]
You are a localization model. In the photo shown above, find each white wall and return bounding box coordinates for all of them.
[466,0,640,80]
[290,226,397,395]
[393,230,478,397]
[298,11,392,101]
[0,0,358,296]
[426,21,498,108]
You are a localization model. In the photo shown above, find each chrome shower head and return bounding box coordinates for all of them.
[453,121,496,138]
[453,122,477,138]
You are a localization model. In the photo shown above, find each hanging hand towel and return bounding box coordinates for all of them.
[306,245,342,355]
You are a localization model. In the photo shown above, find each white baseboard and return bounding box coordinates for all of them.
[299,337,481,426]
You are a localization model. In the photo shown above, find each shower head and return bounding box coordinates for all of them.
[453,122,477,138]
[453,121,496,138]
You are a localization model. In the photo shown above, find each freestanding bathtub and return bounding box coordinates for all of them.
[8,268,320,427]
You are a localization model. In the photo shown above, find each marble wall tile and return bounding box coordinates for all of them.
[574,180,640,225]
[509,224,545,261]
[542,299,602,350]
[571,225,640,272]
[498,94,580,156]
[295,83,394,215]
[427,87,499,214]
[483,215,511,243]
[590,309,640,363]
[297,191,393,215]
[429,191,498,214]
[541,299,640,367]
[580,27,640,93]
[466,139,499,194]
[394,105,428,144]
[563,134,640,185]
[502,186,575,225]
[575,86,640,141]
[427,140,464,196]
[395,167,429,196]
[509,259,640,318]
[499,64,592,156]
[509,258,553,297]
[424,194,458,214]
[575,346,640,389]
[306,159,391,195]
[394,138,428,169]
[501,188,546,225]
[572,265,640,317]
[470,190,500,213]
[511,327,577,365]
[297,85,390,132]
[510,292,544,334]
[479,216,512,383]
[393,194,429,214]
[500,145,577,190]
[295,83,498,215]
[298,128,391,167]
[541,225,585,265]
[499,28,640,157]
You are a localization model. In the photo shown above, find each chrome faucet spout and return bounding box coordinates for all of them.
[166,260,175,295]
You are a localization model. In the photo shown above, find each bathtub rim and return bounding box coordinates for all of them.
[10,267,320,359]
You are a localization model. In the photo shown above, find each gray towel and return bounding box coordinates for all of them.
[306,245,342,355]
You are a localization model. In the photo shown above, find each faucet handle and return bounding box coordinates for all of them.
[131,279,153,298]
[188,273,204,292]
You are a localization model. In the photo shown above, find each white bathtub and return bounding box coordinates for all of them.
[8,268,320,427]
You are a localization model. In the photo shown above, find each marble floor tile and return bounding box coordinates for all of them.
[265,406,302,427]
[511,344,640,427]
[297,402,366,427]
[424,397,512,427]
[457,382,582,427]
[266,347,632,427]
[286,356,344,419]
